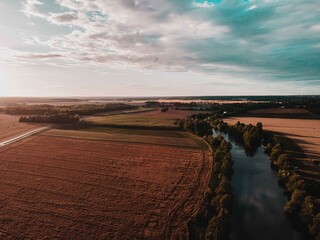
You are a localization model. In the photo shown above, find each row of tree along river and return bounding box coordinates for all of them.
[179,114,319,240]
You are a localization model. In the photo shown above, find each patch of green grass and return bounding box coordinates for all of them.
[83,115,178,129]
[181,132,210,151]
[44,129,200,148]
[122,108,157,114]
[60,125,184,138]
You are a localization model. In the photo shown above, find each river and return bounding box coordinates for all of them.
[212,130,306,240]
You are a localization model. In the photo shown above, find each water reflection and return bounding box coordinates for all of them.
[212,130,306,240]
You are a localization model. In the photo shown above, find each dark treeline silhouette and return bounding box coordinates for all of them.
[178,115,263,151]
[8,104,135,124]
[264,135,320,239]
[6,104,54,115]
[179,112,233,240]
[6,103,135,116]
[188,136,233,240]
[228,121,263,149]
[19,113,80,124]
[182,111,319,239]
[147,96,320,115]
[177,118,212,137]
[145,99,280,114]
[176,111,234,137]
[173,102,278,113]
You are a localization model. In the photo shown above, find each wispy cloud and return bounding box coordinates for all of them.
[0,0,319,95]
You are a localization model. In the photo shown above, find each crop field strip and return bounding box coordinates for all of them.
[83,115,178,128]
[60,126,186,138]
[0,135,211,239]
[42,129,199,148]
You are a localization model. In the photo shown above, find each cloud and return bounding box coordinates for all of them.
[22,0,45,18]
[19,53,63,59]
[49,12,79,24]
[311,24,320,31]
[14,0,320,84]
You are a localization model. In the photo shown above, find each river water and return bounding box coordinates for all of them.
[212,130,306,240]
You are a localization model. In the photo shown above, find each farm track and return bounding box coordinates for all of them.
[0,135,211,239]
[0,127,50,147]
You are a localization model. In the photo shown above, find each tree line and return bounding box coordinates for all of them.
[180,112,319,239]
[6,103,135,116]
[228,121,263,150]
[156,101,280,115]
[19,113,80,124]
[188,135,233,240]
[264,135,320,239]
[6,104,135,124]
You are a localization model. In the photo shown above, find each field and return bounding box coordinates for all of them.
[225,117,320,163]
[0,135,210,239]
[136,110,209,118]
[0,107,211,239]
[44,129,201,148]
[83,114,178,129]
[92,108,156,116]
[242,108,317,119]
[0,114,43,141]
[83,110,202,129]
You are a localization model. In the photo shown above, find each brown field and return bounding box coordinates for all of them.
[0,114,43,141]
[43,129,201,148]
[242,108,317,119]
[0,135,211,239]
[225,117,320,162]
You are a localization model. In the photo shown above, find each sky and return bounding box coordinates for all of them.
[0,0,319,97]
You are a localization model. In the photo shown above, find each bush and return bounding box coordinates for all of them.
[284,189,307,216]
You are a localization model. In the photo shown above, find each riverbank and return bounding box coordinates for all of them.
[213,129,305,240]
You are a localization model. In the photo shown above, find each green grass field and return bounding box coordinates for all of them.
[122,108,157,114]
[83,114,179,129]
[60,125,185,138]
[44,128,200,148]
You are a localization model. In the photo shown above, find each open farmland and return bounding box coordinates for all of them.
[92,108,156,117]
[43,129,201,148]
[241,108,317,119]
[225,117,320,163]
[58,125,185,138]
[83,114,178,129]
[0,114,44,141]
[0,134,211,239]
[136,110,210,118]
[83,110,208,130]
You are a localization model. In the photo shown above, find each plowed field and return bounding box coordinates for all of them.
[0,135,211,239]
[0,114,42,141]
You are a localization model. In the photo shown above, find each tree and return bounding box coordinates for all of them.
[284,189,307,215]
